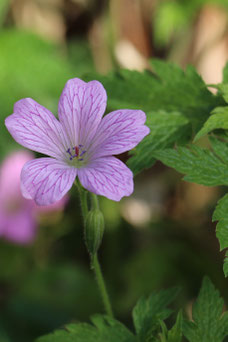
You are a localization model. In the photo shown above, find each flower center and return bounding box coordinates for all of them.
[66,145,87,166]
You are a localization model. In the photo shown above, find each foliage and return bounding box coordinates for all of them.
[158,311,183,342]
[99,60,228,278]
[128,110,189,174]
[1,3,228,340]
[85,60,228,278]
[36,287,178,342]
[36,278,228,342]
[132,287,179,341]
[183,277,228,342]
[152,138,228,187]
[85,59,222,174]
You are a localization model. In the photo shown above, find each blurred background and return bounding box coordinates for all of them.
[0,0,228,341]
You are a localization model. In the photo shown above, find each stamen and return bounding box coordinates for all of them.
[80,150,86,157]
[66,145,86,162]
[66,148,74,160]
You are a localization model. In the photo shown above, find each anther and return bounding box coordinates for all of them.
[67,145,86,162]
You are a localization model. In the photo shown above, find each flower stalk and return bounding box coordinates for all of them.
[76,182,113,318]
[91,253,114,318]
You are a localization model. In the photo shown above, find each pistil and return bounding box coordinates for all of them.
[66,145,86,162]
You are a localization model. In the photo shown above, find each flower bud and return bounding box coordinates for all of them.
[85,209,105,255]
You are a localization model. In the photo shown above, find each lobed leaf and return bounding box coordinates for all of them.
[167,311,183,342]
[183,277,228,342]
[223,251,228,276]
[36,315,136,342]
[85,59,222,174]
[153,142,228,187]
[194,106,228,141]
[213,193,228,275]
[132,287,179,341]
[127,110,190,174]
[154,137,228,274]
[158,311,183,342]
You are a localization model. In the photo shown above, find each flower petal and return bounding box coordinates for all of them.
[58,78,107,147]
[89,109,150,158]
[78,157,133,201]
[21,158,77,205]
[5,98,68,159]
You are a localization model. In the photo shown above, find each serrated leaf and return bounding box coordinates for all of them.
[223,251,228,276]
[212,193,228,274]
[85,59,222,174]
[158,311,183,342]
[167,311,183,342]
[209,136,228,164]
[132,287,179,341]
[183,277,228,342]
[194,106,228,141]
[127,110,190,174]
[154,138,228,276]
[36,315,136,342]
[86,60,220,130]
[217,83,228,103]
[213,194,228,222]
[153,141,228,186]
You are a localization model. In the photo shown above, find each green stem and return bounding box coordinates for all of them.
[91,253,114,318]
[75,180,88,223]
[91,192,99,210]
[76,182,114,317]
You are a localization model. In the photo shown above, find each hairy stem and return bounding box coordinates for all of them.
[76,182,114,317]
[91,253,114,318]
[75,180,88,223]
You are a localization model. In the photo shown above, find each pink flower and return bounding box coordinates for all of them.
[0,151,67,244]
[5,79,149,206]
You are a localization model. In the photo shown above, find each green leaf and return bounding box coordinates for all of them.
[158,311,183,342]
[153,139,228,187]
[154,137,228,276]
[36,315,136,342]
[86,60,220,131]
[183,277,228,342]
[212,193,228,275]
[85,59,222,175]
[223,251,228,276]
[194,106,228,141]
[167,311,183,342]
[217,83,228,103]
[132,287,179,341]
[127,110,190,174]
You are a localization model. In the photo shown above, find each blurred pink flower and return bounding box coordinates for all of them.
[0,151,67,244]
